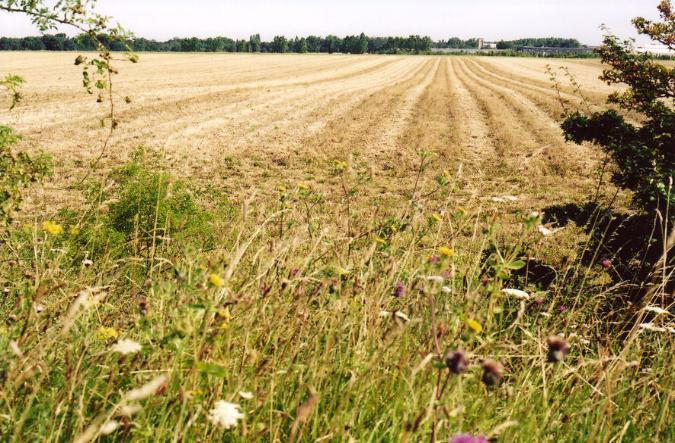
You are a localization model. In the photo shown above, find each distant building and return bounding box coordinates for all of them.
[477,38,498,50]
[519,46,596,56]
[635,44,673,55]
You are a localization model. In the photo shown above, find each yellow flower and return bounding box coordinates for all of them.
[298,183,309,191]
[374,236,387,245]
[96,327,119,341]
[439,246,454,258]
[466,319,483,333]
[209,273,224,288]
[277,185,286,193]
[42,221,64,236]
[69,226,80,237]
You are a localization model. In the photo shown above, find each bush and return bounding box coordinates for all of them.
[561,1,674,217]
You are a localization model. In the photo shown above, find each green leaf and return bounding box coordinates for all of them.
[506,260,527,271]
[196,362,227,378]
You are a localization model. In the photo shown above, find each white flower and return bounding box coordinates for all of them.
[239,391,254,400]
[100,420,120,435]
[394,311,410,322]
[111,339,142,355]
[540,312,552,318]
[379,310,410,323]
[379,310,391,318]
[638,323,667,332]
[530,211,541,218]
[9,340,22,357]
[492,195,519,203]
[82,258,94,267]
[441,286,451,294]
[501,288,530,300]
[208,400,244,429]
[425,276,444,284]
[643,306,669,315]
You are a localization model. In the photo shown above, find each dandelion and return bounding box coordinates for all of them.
[209,273,224,288]
[547,335,570,363]
[444,350,468,374]
[465,319,482,333]
[449,435,488,443]
[481,359,504,386]
[42,221,64,236]
[393,282,405,298]
[208,400,245,429]
[501,288,530,300]
[439,246,454,258]
[111,339,142,355]
[96,327,119,341]
[239,391,254,400]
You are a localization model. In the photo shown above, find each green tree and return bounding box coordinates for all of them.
[249,33,262,52]
[561,1,674,216]
[271,35,289,53]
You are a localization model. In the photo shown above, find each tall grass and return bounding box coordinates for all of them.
[0,150,672,442]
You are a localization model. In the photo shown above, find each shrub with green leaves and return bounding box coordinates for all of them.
[562,1,674,217]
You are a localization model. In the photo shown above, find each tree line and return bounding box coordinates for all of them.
[433,37,583,49]
[0,32,435,54]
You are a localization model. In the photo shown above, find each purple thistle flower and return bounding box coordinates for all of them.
[600,258,612,269]
[449,434,488,443]
[444,350,468,374]
[393,282,405,298]
[558,305,567,313]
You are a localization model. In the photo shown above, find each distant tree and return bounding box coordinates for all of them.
[271,35,289,53]
[249,34,261,52]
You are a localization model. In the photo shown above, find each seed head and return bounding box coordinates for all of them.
[547,335,570,363]
[481,359,504,386]
[444,350,468,374]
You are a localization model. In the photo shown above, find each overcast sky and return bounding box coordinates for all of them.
[0,0,664,45]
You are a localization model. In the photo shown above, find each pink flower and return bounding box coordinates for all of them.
[449,435,488,443]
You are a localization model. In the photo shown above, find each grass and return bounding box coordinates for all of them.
[0,146,672,442]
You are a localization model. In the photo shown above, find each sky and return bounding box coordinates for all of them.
[0,0,665,45]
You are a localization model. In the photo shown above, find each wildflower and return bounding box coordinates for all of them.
[600,258,612,269]
[111,339,142,355]
[34,304,44,314]
[558,305,567,313]
[449,435,488,443]
[276,184,286,193]
[428,255,440,265]
[209,273,224,288]
[42,221,64,236]
[100,420,120,436]
[10,340,22,357]
[481,359,504,386]
[529,211,541,218]
[547,335,570,363]
[374,236,387,245]
[643,306,669,315]
[501,288,530,300]
[2,287,9,294]
[96,327,119,341]
[82,258,94,267]
[208,400,244,429]
[239,391,254,400]
[444,350,468,374]
[426,275,444,284]
[439,246,454,258]
[69,226,80,237]
[441,286,451,294]
[465,319,482,334]
[393,282,405,298]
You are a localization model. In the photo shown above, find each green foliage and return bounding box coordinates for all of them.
[0,74,25,109]
[562,2,675,216]
[0,126,51,225]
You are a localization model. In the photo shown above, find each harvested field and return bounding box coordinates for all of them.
[0,53,613,213]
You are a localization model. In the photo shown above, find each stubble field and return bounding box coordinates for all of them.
[1,53,671,443]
